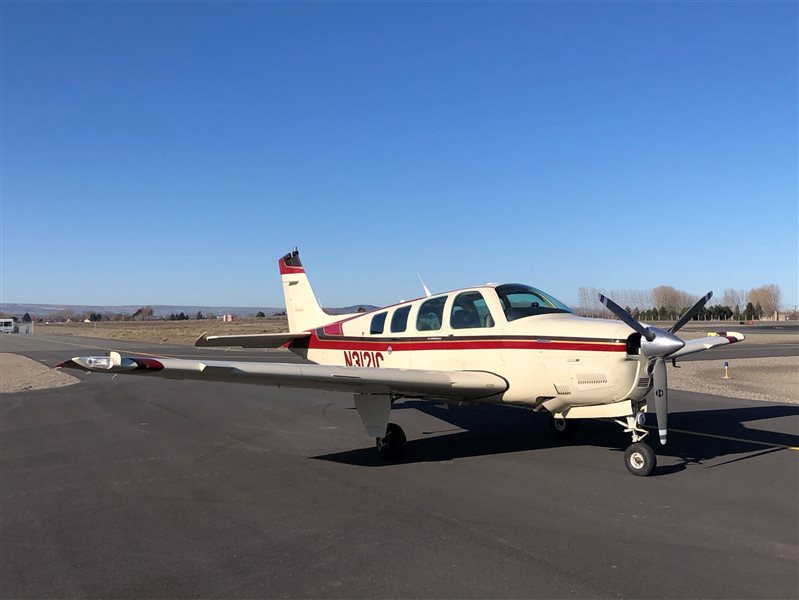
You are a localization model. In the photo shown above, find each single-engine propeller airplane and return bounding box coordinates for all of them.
[59,248,744,476]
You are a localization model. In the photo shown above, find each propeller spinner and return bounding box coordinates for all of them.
[598,291,713,445]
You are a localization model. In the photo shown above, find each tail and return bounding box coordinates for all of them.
[278,248,331,333]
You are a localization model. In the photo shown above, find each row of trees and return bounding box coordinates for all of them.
[8,307,284,323]
[168,312,205,321]
[577,284,784,320]
[625,303,765,322]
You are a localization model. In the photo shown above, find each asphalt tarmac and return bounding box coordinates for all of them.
[2,334,797,598]
[680,323,798,361]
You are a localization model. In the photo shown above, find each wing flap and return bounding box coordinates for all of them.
[194,331,310,348]
[669,331,745,359]
[57,354,508,400]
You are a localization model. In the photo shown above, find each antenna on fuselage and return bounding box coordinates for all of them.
[417,273,432,298]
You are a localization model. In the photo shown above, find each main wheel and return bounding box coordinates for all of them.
[549,415,579,440]
[376,422,407,461]
[624,442,656,476]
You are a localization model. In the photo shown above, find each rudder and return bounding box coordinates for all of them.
[278,249,330,333]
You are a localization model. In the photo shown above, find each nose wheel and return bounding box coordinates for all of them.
[615,412,657,476]
[624,442,656,476]
[376,422,407,461]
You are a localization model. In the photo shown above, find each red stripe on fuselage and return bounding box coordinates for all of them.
[304,333,625,353]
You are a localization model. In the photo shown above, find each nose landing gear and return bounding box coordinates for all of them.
[615,411,657,476]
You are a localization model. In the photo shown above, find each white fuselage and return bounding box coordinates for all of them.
[287,285,649,413]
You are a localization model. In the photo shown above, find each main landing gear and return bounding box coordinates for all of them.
[376,422,407,461]
[549,414,579,440]
[616,411,656,476]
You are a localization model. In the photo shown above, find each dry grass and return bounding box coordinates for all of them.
[0,353,79,393]
[671,356,799,404]
[36,318,290,346]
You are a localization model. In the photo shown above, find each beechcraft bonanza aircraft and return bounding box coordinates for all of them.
[59,249,744,476]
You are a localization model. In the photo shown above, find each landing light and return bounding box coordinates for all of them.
[86,357,111,369]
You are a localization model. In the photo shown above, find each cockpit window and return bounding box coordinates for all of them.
[451,291,494,329]
[495,284,572,321]
[416,296,447,331]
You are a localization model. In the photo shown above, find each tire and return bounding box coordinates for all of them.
[549,415,579,440]
[624,442,656,476]
[376,422,407,461]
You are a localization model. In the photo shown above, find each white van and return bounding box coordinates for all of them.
[0,319,15,333]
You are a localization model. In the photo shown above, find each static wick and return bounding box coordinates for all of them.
[722,361,731,380]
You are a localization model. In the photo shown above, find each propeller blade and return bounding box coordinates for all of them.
[598,294,654,341]
[670,291,713,334]
[652,357,668,445]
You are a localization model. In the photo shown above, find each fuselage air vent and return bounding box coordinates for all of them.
[575,373,608,386]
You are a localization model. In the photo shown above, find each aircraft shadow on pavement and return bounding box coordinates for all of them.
[314,401,799,475]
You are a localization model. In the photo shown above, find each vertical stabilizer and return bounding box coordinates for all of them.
[278,249,330,333]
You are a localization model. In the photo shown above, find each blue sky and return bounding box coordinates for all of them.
[2,1,797,309]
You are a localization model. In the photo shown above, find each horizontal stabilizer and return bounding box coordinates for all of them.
[194,331,310,349]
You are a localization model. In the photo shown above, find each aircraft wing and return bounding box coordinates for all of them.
[56,352,508,400]
[194,331,310,348]
[669,331,745,359]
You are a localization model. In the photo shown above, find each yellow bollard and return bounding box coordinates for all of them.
[722,361,731,379]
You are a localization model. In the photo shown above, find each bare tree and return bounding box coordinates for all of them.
[653,286,677,317]
[132,306,154,321]
[722,288,745,312]
[577,287,592,315]
[577,287,610,317]
[748,284,782,318]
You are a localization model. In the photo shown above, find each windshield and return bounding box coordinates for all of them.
[495,284,573,321]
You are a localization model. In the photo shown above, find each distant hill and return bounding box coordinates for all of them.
[328,305,379,315]
[0,303,378,319]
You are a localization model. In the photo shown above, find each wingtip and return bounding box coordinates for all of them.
[195,332,209,347]
[55,358,80,370]
[716,331,745,343]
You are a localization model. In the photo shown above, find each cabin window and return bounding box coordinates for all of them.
[451,291,494,329]
[495,284,572,321]
[416,296,447,331]
[390,305,411,333]
[370,312,387,335]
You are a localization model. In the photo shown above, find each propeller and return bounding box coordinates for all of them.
[598,291,713,445]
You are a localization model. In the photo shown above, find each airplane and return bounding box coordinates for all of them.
[58,248,744,476]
